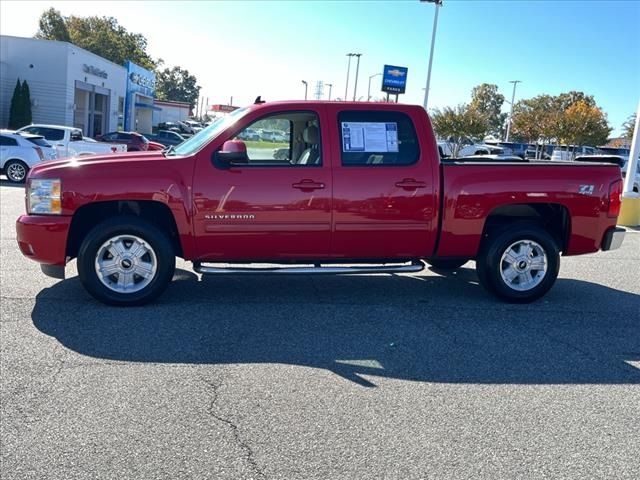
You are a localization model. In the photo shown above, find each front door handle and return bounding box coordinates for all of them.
[292,179,325,191]
[395,178,427,190]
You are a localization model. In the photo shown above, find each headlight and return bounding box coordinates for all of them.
[28,179,61,214]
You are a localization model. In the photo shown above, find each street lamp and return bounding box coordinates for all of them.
[301,80,308,100]
[504,80,522,142]
[421,0,443,110]
[326,83,333,101]
[367,73,382,101]
[352,53,362,101]
[344,53,356,100]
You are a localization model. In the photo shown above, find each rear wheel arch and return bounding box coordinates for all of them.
[480,203,570,253]
[67,200,183,260]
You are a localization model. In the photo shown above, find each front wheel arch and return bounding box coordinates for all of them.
[77,216,175,306]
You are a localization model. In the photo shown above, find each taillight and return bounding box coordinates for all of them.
[608,179,623,218]
[33,146,44,161]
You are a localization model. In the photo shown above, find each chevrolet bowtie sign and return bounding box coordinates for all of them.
[382,65,408,94]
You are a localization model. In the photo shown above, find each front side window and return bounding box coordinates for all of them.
[0,135,18,146]
[230,111,320,166]
[339,111,419,166]
[39,128,65,141]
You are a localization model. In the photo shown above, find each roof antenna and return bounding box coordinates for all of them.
[254,96,265,104]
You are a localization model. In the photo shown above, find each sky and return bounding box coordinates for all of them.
[1,0,638,135]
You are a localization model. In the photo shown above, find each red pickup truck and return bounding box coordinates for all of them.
[16,100,625,306]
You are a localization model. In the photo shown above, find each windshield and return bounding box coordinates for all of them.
[170,107,251,156]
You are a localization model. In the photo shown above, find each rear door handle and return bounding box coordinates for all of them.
[395,179,427,190]
[292,179,325,191]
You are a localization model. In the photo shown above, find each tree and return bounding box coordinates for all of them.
[622,114,636,139]
[559,100,611,151]
[21,80,33,126]
[8,79,33,129]
[511,94,560,158]
[469,83,505,135]
[430,104,488,157]
[34,9,156,69]
[155,66,201,108]
[34,8,70,42]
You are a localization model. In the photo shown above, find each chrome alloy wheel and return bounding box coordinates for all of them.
[499,239,548,292]
[7,162,26,182]
[94,235,157,293]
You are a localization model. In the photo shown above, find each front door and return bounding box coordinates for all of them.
[329,107,438,259]
[192,107,332,262]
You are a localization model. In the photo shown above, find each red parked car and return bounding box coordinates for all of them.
[146,140,165,151]
[17,100,625,306]
[96,131,149,151]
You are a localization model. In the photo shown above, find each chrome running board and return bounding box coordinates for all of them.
[193,260,424,275]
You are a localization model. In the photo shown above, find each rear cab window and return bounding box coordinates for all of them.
[70,130,83,141]
[338,110,420,166]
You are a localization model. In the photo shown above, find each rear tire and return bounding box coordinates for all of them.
[5,160,29,183]
[476,223,559,303]
[77,216,175,306]
[426,258,468,270]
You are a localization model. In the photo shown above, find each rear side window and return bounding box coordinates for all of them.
[117,132,132,140]
[0,135,19,146]
[339,111,419,166]
[24,137,50,147]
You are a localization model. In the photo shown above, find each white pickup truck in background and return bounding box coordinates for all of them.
[16,124,127,159]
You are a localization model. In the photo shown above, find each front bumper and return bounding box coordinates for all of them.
[16,215,71,278]
[601,226,626,251]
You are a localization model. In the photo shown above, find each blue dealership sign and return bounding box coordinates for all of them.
[381,65,408,94]
[124,61,156,131]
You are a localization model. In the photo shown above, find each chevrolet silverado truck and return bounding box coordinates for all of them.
[17,125,127,159]
[16,100,625,306]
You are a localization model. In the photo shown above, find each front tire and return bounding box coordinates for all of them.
[77,216,175,306]
[5,160,29,183]
[476,223,560,303]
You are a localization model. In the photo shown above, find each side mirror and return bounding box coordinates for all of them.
[213,140,249,168]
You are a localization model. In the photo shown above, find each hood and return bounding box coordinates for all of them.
[29,151,165,178]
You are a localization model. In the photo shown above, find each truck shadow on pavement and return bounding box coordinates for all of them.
[31,267,640,387]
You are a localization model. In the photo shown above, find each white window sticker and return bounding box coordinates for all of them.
[342,122,399,153]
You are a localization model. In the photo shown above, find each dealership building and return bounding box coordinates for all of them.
[0,35,174,136]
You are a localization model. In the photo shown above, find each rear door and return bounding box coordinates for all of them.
[192,105,332,261]
[329,105,438,259]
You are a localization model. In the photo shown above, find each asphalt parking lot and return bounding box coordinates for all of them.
[1,179,639,480]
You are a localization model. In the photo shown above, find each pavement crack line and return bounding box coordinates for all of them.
[200,376,266,480]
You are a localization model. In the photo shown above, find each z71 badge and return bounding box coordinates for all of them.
[578,185,594,195]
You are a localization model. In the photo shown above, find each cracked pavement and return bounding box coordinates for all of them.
[1,181,639,479]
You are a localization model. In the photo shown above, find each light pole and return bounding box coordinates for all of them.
[344,53,355,100]
[326,83,333,101]
[504,80,521,142]
[301,80,308,100]
[421,0,442,110]
[352,53,362,101]
[368,73,382,101]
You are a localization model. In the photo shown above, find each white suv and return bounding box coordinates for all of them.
[0,130,56,183]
